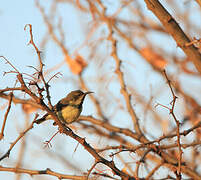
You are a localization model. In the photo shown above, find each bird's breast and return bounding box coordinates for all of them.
[57,105,82,124]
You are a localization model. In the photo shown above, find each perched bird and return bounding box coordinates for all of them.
[35,90,93,125]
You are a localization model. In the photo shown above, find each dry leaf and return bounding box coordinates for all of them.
[140,47,167,70]
[65,54,87,74]
[22,104,38,114]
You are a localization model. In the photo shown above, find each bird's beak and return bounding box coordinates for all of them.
[84,91,93,95]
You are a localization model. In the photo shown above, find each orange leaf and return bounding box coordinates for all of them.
[22,104,38,114]
[65,54,87,74]
[140,47,167,70]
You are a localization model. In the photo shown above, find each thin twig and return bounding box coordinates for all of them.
[145,161,164,179]
[0,165,87,180]
[24,24,43,70]
[86,161,99,179]
[163,70,182,178]
[24,24,53,109]
[0,92,13,140]
[0,56,20,73]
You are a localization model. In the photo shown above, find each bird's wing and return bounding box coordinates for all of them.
[54,100,69,112]
[35,99,69,124]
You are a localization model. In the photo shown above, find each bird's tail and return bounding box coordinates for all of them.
[35,114,48,124]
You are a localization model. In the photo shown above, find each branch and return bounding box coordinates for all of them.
[163,70,182,177]
[0,165,87,180]
[61,127,133,179]
[144,0,201,74]
[24,24,53,109]
[0,92,41,109]
[91,0,144,138]
[0,92,13,140]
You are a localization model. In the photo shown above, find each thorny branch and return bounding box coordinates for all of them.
[163,70,182,178]
[24,24,53,109]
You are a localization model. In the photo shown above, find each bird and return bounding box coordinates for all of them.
[35,90,93,125]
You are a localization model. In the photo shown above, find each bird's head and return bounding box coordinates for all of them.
[66,90,93,105]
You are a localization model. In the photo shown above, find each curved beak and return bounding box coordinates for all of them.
[84,91,94,95]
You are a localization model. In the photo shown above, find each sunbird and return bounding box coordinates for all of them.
[35,90,93,125]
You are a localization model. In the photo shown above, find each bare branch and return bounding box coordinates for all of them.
[0,92,13,140]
